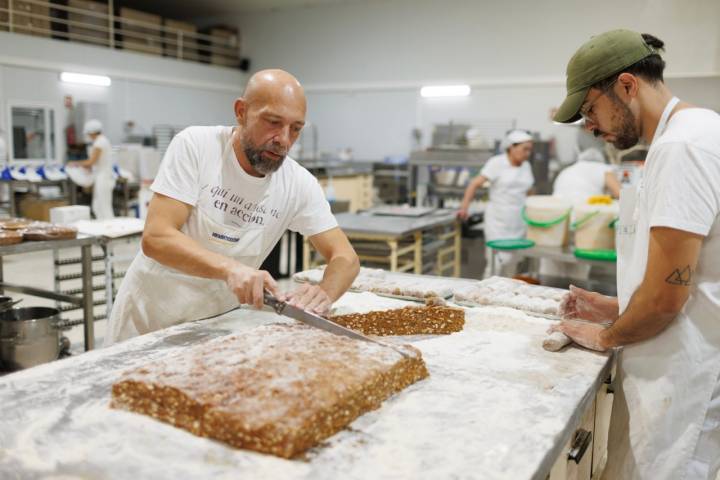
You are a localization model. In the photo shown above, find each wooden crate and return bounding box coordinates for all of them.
[163,18,199,62]
[66,0,109,46]
[10,0,51,37]
[119,7,162,55]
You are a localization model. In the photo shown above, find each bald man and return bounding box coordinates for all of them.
[106,70,360,345]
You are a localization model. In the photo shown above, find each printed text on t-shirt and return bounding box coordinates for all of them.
[210,185,282,226]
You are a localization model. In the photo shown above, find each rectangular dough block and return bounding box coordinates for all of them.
[111,323,428,458]
[330,306,465,336]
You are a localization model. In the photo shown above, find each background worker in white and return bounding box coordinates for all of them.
[107,69,360,344]
[458,130,534,277]
[552,147,620,203]
[71,119,115,219]
[551,30,720,479]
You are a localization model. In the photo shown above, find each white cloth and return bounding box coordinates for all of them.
[107,126,338,344]
[480,153,534,277]
[616,98,720,479]
[89,134,115,219]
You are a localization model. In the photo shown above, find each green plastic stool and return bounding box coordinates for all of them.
[486,238,535,276]
[574,248,617,262]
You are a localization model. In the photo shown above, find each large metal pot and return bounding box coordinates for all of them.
[0,307,62,371]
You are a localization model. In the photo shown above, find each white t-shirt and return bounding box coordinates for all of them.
[553,160,613,204]
[107,126,338,343]
[619,108,720,312]
[151,126,338,261]
[615,107,720,479]
[480,153,534,207]
[90,134,113,179]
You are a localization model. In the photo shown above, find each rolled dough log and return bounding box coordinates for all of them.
[543,331,572,352]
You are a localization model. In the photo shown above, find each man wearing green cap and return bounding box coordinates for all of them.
[551,29,720,479]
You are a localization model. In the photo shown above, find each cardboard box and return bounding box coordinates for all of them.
[67,0,109,47]
[119,7,162,55]
[199,26,240,67]
[163,18,199,61]
[0,0,8,31]
[10,0,51,37]
[20,196,69,222]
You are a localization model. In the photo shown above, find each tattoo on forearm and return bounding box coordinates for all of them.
[665,265,693,286]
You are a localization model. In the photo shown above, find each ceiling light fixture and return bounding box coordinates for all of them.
[420,84,471,98]
[60,72,112,87]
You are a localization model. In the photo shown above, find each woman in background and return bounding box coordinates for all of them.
[72,119,115,219]
[458,130,534,277]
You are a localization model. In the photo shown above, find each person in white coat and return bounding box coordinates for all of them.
[106,69,360,345]
[552,29,720,479]
[458,130,534,277]
[552,147,620,203]
[71,119,115,219]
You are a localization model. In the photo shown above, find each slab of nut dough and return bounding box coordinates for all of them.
[328,292,464,335]
[454,276,569,317]
[110,323,428,458]
[293,266,453,300]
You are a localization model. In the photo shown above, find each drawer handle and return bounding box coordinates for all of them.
[604,374,615,395]
[568,429,592,464]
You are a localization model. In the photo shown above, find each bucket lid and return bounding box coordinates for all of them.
[486,238,536,250]
[573,202,619,214]
[574,248,617,262]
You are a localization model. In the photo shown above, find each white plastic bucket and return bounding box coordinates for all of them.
[572,202,619,250]
[523,195,571,247]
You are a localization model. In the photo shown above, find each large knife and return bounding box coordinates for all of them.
[263,291,410,357]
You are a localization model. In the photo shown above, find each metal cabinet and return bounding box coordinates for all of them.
[548,363,615,480]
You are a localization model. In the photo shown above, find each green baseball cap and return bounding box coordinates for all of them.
[554,29,656,123]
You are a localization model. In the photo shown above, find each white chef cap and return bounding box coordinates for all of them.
[501,130,533,151]
[83,119,103,135]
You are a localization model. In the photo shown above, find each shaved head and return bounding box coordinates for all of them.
[233,69,307,177]
[242,69,306,113]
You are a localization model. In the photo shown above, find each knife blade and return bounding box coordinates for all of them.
[263,291,410,357]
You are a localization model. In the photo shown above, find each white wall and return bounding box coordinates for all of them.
[235,0,720,159]
[0,31,247,163]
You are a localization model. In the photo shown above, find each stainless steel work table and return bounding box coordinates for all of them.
[0,178,77,217]
[0,234,99,350]
[306,210,461,276]
[0,287,613,479]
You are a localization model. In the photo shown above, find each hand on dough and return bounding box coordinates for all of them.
[559,285,618,324]
[549,321,609,352]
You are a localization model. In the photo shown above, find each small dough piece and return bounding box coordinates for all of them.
[543,331,572,352]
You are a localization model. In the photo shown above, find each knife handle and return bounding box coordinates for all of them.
[263,290,284,314]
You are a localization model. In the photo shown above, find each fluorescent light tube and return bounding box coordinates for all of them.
[60,72,112,87]
[420,85,471,98]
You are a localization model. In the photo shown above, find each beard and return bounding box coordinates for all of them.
[595,95,641,150]
[242,137,287,175]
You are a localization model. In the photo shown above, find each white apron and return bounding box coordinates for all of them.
[106,139,266,345]
[92,174,116,220]
[616,97,720,479]
[483,160,532,276]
